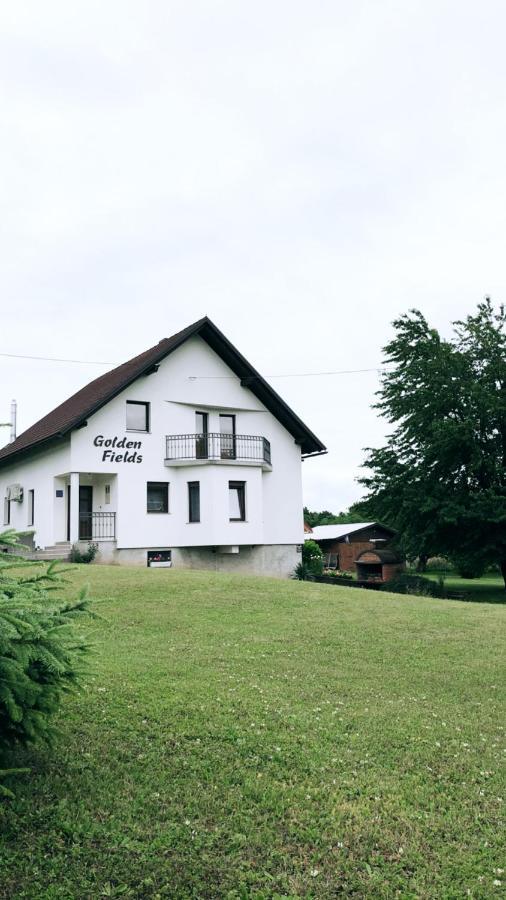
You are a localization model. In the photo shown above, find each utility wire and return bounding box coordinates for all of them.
[0,351,386,378]
[189,367,383,380]
[0,351,113,365]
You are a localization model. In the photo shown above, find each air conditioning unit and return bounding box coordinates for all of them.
[7,483,23,502]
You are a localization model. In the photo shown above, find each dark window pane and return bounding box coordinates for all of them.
[127,401,149,431]
[195,412,208,433]
[188,481,200,523]
[147,482,169,513]
[195,412,209,459]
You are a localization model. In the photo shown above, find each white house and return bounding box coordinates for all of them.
[0,318,326,576]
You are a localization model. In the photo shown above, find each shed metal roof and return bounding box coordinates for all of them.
[305,523,389,542]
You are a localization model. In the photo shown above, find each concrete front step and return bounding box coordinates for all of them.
[37,550,71,556]
[24,544,72,562]
[26,554,71,561]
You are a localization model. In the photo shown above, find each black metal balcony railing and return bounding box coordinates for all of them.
[79,512,116,541]
[165,433,271,465]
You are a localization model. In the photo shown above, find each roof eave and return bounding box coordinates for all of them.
[0,433,67,470]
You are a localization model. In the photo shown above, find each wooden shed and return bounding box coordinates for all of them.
[305,522,397,573]
[355,548,405,584]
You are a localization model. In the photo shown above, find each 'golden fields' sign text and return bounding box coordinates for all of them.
[93,435,143,463]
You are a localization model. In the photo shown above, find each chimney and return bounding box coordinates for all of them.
[10,399,16,443]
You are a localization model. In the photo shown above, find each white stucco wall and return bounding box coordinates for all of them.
[69,336,304,549]
[1,335,309,562]
[0,441,71,548]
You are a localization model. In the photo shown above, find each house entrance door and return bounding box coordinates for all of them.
[79,486,93,540]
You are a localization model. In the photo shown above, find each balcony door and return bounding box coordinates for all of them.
[79,486,93,540]
[195,412,209,459]
[219,414,236,459]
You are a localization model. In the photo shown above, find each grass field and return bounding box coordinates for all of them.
[425,572,506,604]
[1,567,505,899]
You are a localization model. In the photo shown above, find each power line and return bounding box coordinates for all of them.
[189,367,383,380]
[193,369,383,379]
[0,351,386,378]
[0,351,113,365]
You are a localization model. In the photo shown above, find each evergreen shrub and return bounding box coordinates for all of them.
[0,530,92,795]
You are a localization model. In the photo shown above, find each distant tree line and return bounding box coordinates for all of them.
[303,505,364,527]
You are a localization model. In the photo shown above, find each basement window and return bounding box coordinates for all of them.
[147,550,172,568]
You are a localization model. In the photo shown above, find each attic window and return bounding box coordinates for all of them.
[126,401,150,432]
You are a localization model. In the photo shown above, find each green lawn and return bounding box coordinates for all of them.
[425,572,506,604]
[1,567,505,899]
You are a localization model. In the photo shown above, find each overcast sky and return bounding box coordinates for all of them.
[1,1,505,510]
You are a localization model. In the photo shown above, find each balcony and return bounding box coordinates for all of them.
[78,512,116,541]
[165,433,272,469]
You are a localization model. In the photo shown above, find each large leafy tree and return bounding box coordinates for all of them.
[358,300,506,586]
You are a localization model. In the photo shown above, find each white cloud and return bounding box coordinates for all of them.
[1,0,505,508]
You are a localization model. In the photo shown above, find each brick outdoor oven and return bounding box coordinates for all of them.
[355,548,405,584]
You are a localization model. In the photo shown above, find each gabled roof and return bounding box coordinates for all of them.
[0,316,326,468]
[304,522,395,541]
